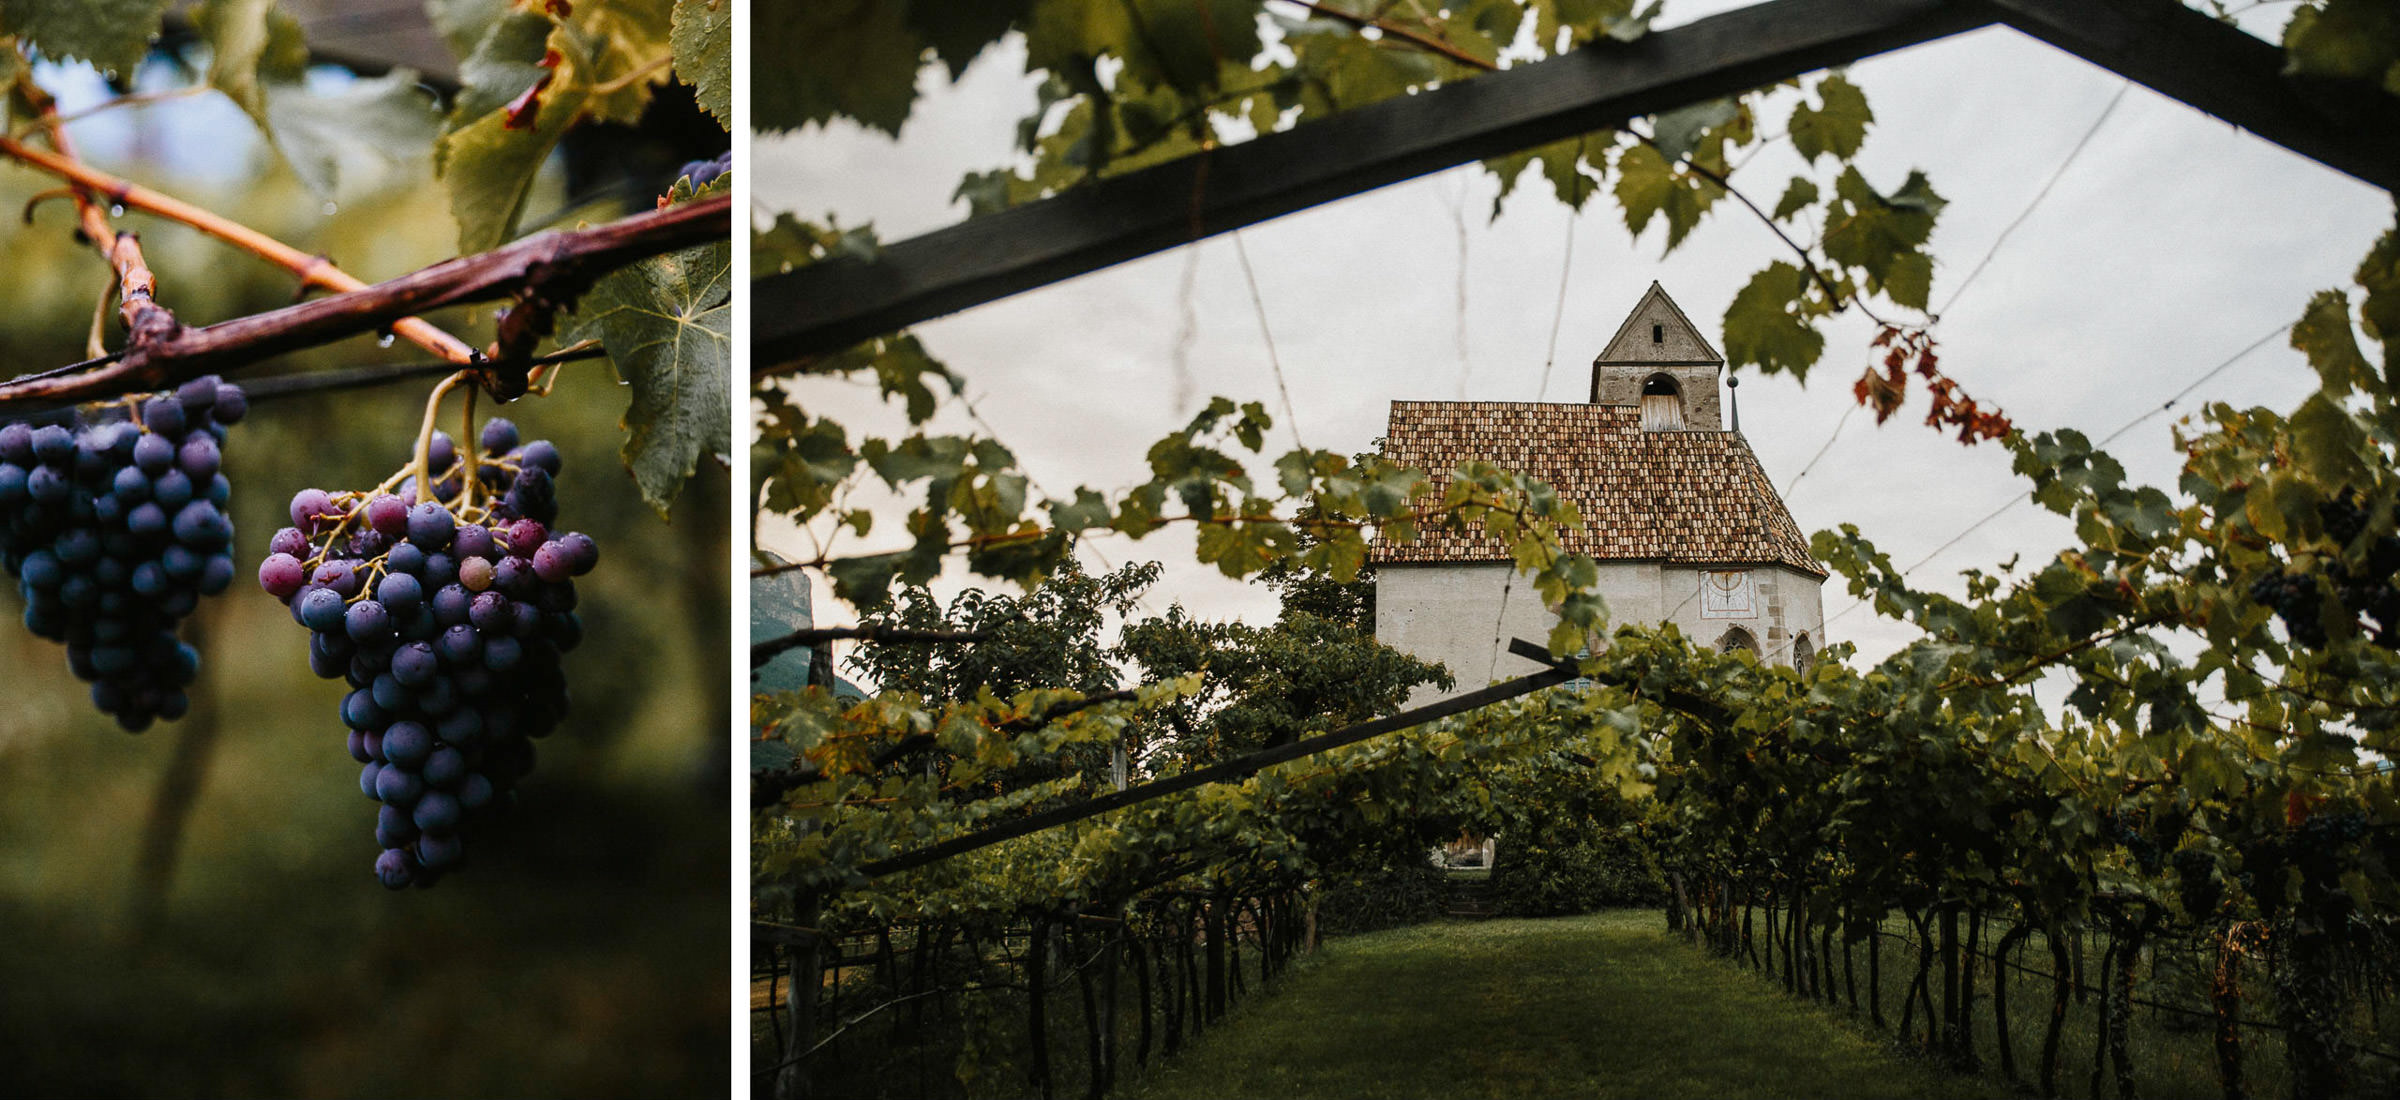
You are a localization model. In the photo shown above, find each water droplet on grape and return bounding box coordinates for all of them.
[322,201,339,216]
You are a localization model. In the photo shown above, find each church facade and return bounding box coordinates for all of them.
[1371,283,1828,707]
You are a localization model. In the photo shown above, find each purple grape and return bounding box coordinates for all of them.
[344,599,394,644]
[289,488,336,533]
[406,502,454,550]
[382,720,434,768]
[480,418,519,454]
[532,542,572,583]
[268,526,309,558]
[366,494,409,536]
[374,847,416,890]
[377,571,424,610]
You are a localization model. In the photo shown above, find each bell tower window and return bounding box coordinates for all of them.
[1640,373,1685,431]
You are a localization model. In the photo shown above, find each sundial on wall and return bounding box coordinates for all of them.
[1700,570,1754,620]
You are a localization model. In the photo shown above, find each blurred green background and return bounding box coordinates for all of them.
[0,56,731,1099]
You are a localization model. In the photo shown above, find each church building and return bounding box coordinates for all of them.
[1371,283,1828,707]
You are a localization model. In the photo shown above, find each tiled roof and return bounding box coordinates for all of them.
[1371,400,1824,575]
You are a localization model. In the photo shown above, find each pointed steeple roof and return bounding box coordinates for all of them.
[1594,281,1721,365]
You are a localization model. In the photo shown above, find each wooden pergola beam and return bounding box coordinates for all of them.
[754,0,2400,365]
[755,0,1994,364]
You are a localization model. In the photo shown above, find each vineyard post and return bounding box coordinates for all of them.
[1767,892,1780,977]
[778,892,822,1100]
[2043,928,2071,1098]
[1870,920,1884,1027]
[2211,926,2245,1100]
[1814,903,1833,1003]
[1132,930,1154,1069]
[1960,909,1980,1065]
[1843,920,1858,1013]
[1994,920,2034,1081]
[1072,925,1103,1100]
[1028,915,1053,1100]
[1225,901,1245,1003]
[2110,909,2155,1099]
[1742,889,1757,968]
[1940,903,1961,1058]
[1100,916,1121,1096]
[1203,892,1227,1022]
[2090,930,2117,1100]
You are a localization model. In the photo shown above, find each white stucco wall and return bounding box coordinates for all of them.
[1376,561,1827,708]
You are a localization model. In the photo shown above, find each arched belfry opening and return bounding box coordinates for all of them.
[1640,372,1684,431]
[1589,282,1725,430]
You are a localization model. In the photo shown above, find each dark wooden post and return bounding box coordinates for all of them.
[775,893,823,1100]
[1030,917,1054,1100]
[2211,926,2245,1100]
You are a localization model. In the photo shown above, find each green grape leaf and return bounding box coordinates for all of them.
[1771,176,1818,223]
[755,0,922,134]
[437,83,588,253]
[2290,392,2369,491]
[262,71,440,198]
[2283,0,2400,83]
[1788,73,1872,162]
[0,0,173,75]
[193,1,433,197]
[435,9,569,251]
[906,0,1031,78]
[564,241,732,517]
[190,0,308,121]
[424,0,512,60]
[2293,289,2372,397]
[1614,142,1675,234]
[671,0,732,126]
[1723,261,1824,376]
[1650,97,1737,162]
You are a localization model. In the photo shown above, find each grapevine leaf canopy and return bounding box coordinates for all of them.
[564,231,732,518]
[670,0,732,125]
[0,0,173,75]
[435,0,676,252]
[187,0,442,197]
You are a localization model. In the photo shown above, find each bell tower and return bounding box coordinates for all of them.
[1589,282,1725,431]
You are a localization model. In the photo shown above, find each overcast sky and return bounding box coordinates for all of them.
[758,2,2392,681]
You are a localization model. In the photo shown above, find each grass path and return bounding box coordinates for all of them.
[1126,911,2014,1100]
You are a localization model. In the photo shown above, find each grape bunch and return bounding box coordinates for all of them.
[0,377,244,730]
[674,150,730,190]
[2249,495,2400,650]
[256,417,592,889]
[2249,570,2331,648]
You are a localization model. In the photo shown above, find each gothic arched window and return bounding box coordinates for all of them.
[1718,626,1757,655]
[1793,633,1814,674]
[1640,372,1685,431]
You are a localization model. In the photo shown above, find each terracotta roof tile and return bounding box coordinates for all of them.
[1371,400,1824,576]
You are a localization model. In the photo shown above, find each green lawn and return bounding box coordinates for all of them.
[1126,911,2015,1100]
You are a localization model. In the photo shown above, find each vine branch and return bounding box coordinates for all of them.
[0,193,730,410]
[0,128,479,367]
